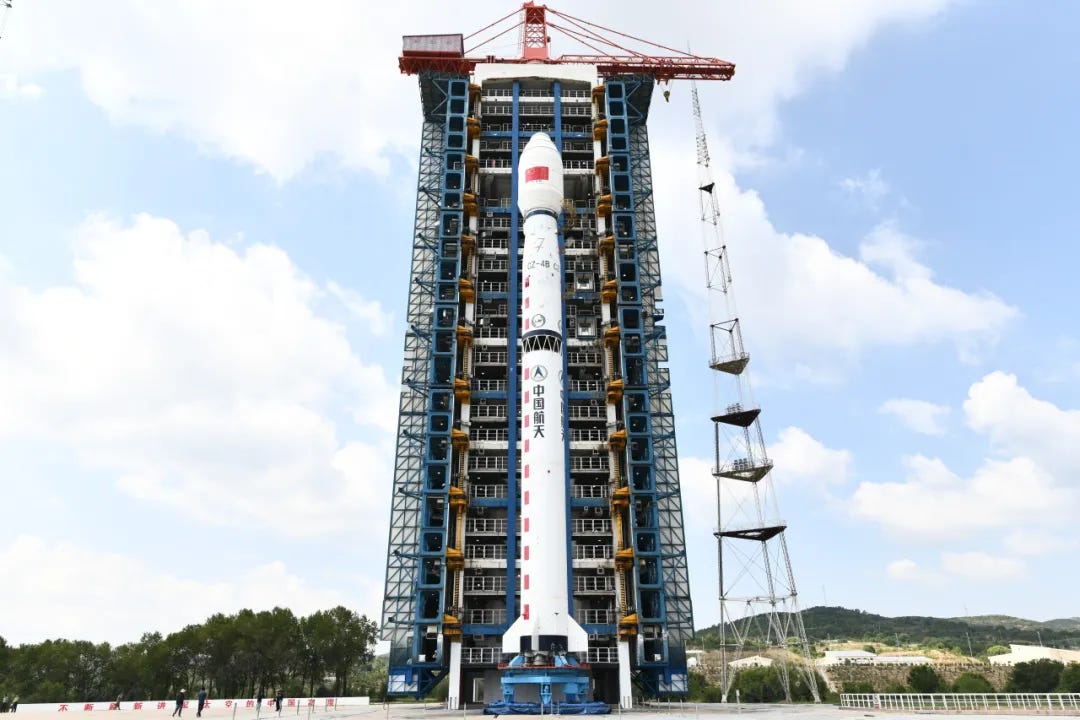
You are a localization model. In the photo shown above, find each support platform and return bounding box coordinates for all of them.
[485,655,609,715]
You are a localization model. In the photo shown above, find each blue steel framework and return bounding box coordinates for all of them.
[381,71,693,704]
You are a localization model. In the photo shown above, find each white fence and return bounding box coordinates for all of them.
[840,693,1080,713]
[20,697,369,714]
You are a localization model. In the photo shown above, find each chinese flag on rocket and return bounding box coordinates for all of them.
[525,166,549,182]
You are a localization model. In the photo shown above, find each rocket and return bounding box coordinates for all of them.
[502,133,589,658]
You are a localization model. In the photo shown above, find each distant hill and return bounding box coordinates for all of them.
[693,606,1080,656]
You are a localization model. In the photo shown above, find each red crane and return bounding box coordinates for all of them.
[400,2,734,83]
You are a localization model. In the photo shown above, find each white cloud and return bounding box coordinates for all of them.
[940,551,1025,582]
[768,426,853,486]
[0,73,43,99]
[886,558,923,581]
[879,398,951,435]
[855,374,1080,550]
[859,222,932,281]
[1004,530,1078,557]
[964,371,1080,475]
[0,535,351,645]
[328,281,393,337]
[655,164,1017,378]
[851,454,1072,539]
[0,214,397,536]
[840,168,889,209]
[0,1,957,180]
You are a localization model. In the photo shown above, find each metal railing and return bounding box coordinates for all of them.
[568,351,602,365]
[574,576,614,592]
[570,428,606,443]
[462,575,507,593]
[570,455,609,471]
[572,518,612,534]
[472,454,522,470]
[466,608,507,624]
[465,518,508,534]
[478,258,509,272]
[477,281,508,293]
[576,609,617,624]
[472,379,507,392]
[464,544,512,560]
[470,404,507,419]
[473,351,508,365]
[462,647,502,664]
[572,545,614,560]
[840,693,1080,713]
[569,405,607,420]
[468,484,508,499]
[475,326,508,339]
[471,427,508,442]
[571,484,609,499]
[569,379,603,392]
[588,647,619,664]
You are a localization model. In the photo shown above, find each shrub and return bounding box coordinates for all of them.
[841,681,874,694]
[1057,663,1080,693]
[732,666,785,703]
[907,665,944,693]
[1006,659,1064,693]
[952,672,994,693]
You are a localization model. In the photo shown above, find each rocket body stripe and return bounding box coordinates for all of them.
[502,132,588,656]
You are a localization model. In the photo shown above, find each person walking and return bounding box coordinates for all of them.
[274,690,283,716]
[10,697,17,713]
[256,692,263,715]
[172,690,186,718]
[196,689,207,718]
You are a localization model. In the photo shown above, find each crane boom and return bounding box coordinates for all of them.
[400,2,734,82]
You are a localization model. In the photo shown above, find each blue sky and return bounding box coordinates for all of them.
[2,1,1078,647]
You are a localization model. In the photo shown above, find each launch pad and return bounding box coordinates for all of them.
[485,654,608,714]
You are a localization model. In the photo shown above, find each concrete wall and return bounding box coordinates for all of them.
[823,663,1011,692]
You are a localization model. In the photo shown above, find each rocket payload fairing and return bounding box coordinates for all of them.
[502,133,589,658]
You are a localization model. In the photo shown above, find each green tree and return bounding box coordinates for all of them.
[952,672,994,693]
[731,666,785,702]
[788,668,825,702]
[907,665,943,693]
[1056,662,1080,692]
[1006,659,1064,693]
[986,645,1009,657]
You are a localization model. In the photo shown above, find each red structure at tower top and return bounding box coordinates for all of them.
[400,2,734,82]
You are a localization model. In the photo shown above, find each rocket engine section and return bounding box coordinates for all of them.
[502,133,589,659]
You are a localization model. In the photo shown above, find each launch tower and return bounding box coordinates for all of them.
[380,4,734,709]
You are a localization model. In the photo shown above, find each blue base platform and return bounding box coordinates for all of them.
[485,654,609,715]
[484,701,609,715]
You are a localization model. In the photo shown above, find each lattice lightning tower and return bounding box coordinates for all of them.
[692,82,820,703]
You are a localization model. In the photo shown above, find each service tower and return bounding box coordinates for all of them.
[380,4,735,710]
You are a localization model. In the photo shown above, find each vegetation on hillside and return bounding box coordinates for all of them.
[0,606,384,704]
[693,607,1080,657]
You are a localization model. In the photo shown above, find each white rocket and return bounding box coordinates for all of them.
[502,133,589,658]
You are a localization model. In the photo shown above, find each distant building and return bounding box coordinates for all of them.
[989,644,1080,666]
[729,655,774,669]
[817,650,876,667]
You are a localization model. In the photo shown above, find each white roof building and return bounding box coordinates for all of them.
[817,650,876,667]
[728,655,774,669]
[989,644,1080,666]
